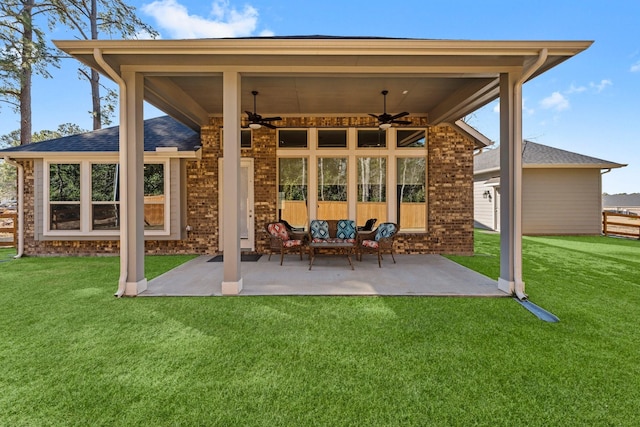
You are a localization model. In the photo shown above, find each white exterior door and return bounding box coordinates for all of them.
[219,158,255,250]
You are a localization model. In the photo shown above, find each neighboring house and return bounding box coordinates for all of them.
[0,36,592,296]
[474,141,625,234]
[602,193,640,215]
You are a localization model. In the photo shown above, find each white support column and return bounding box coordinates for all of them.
[498,72,525,296]
[221,71,243,295]
[121,71,147,295]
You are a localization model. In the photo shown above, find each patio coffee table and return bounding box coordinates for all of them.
[308,242,355,270]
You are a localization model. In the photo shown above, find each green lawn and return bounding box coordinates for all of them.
[1,234,639,426]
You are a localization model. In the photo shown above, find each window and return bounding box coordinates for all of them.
[397,129,426,148]
[397,157,426,231]
[91,163,119,230]
[45,160,170,235]
[357,157,387,224]
[278,129,308,148]
[317,157,347,219]
[49,163,81,230]
[318,129,347,148]
[278,158,308,228]
[143,164,165,230]
[358,129,386,148]
[241,129,252,148]
[276,127,428,231]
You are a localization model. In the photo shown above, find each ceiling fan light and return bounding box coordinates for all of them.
[379,123,391,130]
[249,123,261,130]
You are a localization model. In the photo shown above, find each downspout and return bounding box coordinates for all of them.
[93,48,128,298]
[512,48,548,301]
[2,156,24,258]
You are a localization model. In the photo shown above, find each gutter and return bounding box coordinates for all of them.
[93,48,128,298]
[2,156,24,258]
[512,48,548,302]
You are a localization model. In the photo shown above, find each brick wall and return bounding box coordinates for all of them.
[17,116,474,256]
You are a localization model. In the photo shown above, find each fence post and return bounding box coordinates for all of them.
[602,211,607,236]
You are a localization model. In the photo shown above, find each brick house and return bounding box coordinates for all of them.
[1,36,592,297]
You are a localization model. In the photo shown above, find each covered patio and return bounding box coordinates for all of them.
[52,37,592,299]
[142,254,506,297]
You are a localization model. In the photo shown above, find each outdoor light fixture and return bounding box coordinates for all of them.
[483,190,492,201]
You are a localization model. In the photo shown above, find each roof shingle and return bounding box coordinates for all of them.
[474,140,625,173]
[0,116,200,154]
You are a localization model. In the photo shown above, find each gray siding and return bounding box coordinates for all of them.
[522,168,602,235]
[473,174,496,230]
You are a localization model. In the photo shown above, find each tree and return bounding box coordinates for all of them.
[0,123,86,200]
[0,0,61,145]
[54,0,158,129]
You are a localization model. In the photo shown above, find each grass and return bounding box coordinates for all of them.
[1,234,639,426]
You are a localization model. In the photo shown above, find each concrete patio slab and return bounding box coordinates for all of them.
[141,254,507,297]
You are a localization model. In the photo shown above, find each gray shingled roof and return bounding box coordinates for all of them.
[0,115,200,154]
[474,140,625,173]
[603,193,640,207]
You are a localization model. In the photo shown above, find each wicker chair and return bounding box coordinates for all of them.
[356,222,399,267]
[265,222,307,265]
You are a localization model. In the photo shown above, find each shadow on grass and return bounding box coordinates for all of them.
[0,247,17,262]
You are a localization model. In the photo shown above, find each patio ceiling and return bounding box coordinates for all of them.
[55,37,592,131]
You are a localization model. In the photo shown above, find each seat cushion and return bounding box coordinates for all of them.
[361,239,379,249]
[267,222,290,241]
[310,220,329,239]
[283,239,302,248]
[336,219,356,239]
[375,223,397,241]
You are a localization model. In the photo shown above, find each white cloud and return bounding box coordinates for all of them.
[566,83,587,94]
[589,79,612,92]
[491,98,533,115]
[631,61,640,72]
[540,91,569,112]
[141,0,266,38]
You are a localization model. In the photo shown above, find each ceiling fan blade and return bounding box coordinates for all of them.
[390,111,409,120]
[392,119,412,125]
[261,122,277,129]
[261,116,282,122]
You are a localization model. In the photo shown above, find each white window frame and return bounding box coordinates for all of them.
[43,158,171,237]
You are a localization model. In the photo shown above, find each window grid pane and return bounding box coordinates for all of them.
[357,129,386,148]
[318,157,347,219]
[397,130,426,148]
[397,157,426,231]
[278,158,308,228]
[49,164,80,202]
[357,157,387,225]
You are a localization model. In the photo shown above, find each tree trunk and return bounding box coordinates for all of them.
[90,0,101,130]
[19,0,35,145]
[91,68,101,130]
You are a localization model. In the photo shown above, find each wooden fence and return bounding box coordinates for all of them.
[0,212,17,247]
[603,211,640,239]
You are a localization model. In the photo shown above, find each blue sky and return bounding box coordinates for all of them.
[2,0,639,194]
